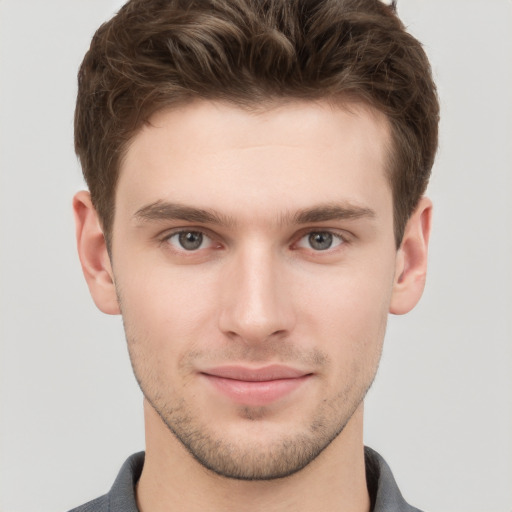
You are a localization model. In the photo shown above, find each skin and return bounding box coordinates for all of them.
[74,99,431,512]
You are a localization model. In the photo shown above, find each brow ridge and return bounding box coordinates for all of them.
[291,203,375,224]
[134,201,234,226]
[133,200,375,227]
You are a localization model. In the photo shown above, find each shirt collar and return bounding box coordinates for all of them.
[105,448,422,512]
[365,446,423,512]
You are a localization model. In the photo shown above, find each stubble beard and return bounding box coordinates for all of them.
[127,344,379,482]
[143,392,357,481]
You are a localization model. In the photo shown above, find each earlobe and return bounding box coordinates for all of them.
[73,191,120,315]
[389,197,432,315]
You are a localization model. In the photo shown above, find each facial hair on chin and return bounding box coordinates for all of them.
[129,344,376,481]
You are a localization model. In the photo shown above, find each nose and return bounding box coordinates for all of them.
[218,243,295,344]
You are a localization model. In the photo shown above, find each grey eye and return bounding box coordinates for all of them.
[308,232,334,250]
[296,231,344,251]
[165,230,216,253]
[178,231,204,250]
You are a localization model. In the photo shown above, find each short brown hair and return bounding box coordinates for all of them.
[75,0,439,247]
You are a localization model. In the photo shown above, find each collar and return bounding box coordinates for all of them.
[97,447,422,512]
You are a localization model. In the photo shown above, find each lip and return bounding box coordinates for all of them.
[200,365,312,406]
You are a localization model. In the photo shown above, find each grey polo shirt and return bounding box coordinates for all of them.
[68,447,422,512]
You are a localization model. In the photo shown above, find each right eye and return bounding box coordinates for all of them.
[165,230,214,251]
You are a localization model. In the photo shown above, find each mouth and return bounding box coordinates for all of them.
[200,365,313,407]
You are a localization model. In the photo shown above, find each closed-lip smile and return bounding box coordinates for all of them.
[200,365,313,406]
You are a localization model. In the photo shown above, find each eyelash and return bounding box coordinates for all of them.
[160,228,349,254]
[294,230,346,252]
[161,229,219,252]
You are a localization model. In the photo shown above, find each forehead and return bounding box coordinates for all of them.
[116,99,392,221]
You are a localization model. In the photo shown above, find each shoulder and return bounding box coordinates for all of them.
[67,494,109,512]
[66,452,144,512]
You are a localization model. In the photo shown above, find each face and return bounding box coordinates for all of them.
[108,100,399,479]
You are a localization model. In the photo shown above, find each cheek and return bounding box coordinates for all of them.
[116,261,220,357]
[294,263,393,354]
[118,272,209,397]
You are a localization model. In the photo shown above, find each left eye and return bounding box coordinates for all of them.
[166,231,213,251]
[296,231,344,251]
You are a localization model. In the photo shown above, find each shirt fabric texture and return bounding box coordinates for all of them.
[68,446,422,512]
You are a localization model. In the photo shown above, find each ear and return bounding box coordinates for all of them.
[389,197,433,315]
[73,191,120,315]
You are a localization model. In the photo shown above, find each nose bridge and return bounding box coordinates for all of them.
[218,239,293,343]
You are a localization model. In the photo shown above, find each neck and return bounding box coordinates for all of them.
[136,401,370,512]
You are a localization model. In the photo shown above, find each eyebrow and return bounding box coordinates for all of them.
[133,200,375,226]
[291,203,375,224]
[134,201,235,226]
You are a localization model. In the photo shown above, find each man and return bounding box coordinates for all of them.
[70,0,439,510]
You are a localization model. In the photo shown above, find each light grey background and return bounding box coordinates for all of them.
[1,1,511,511]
